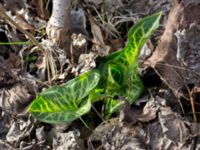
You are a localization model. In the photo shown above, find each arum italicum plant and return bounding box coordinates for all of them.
[28,12,162,124]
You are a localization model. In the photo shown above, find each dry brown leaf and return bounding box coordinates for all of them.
[52,131,84,150]
[4,0,26,12]
[0,84,33,115]
[110,38,124,52]
[71,8,87,34]
[2,53,21,69]
[6,116,35,142]
[89,118,146,150]
[147,96,200,149]
[90,17,110,56]
[84,0,103,6]
[30,0,48,19]
[147,0,200,92]
[15,12,35,31]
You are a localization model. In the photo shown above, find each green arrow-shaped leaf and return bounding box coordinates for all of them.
[28,70,100,123]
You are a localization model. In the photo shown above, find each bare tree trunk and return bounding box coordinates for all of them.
[46,0,71,48]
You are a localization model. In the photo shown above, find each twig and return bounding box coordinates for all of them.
[92,105,107,123]
[0,4,45,51]
[0,5,56,81]
[79,117,90,129]
[151,65,198,122]
[189,88,197,123]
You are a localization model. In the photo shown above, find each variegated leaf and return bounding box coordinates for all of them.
[28,70,100,123]
[101,12,162,116]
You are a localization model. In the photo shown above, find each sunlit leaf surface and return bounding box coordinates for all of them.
[29,12,162,123]
[28,70,100,123]
[98,12,162,116]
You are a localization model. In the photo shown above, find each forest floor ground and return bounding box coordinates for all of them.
[0,0,200,149]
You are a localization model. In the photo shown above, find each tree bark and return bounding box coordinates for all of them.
[46,0,71,48]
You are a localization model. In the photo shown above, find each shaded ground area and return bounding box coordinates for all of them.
[1,0,200,149]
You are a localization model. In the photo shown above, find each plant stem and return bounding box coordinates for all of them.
[79,117,90,129]
[0,41,31,45]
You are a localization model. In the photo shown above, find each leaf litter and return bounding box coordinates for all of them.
[1,0,200,149]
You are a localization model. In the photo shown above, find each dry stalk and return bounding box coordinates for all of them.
[0,4,57,81]
[189,88,197,123]
[0,5,45,51]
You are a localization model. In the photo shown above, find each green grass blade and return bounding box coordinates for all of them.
[0,41,31,45]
